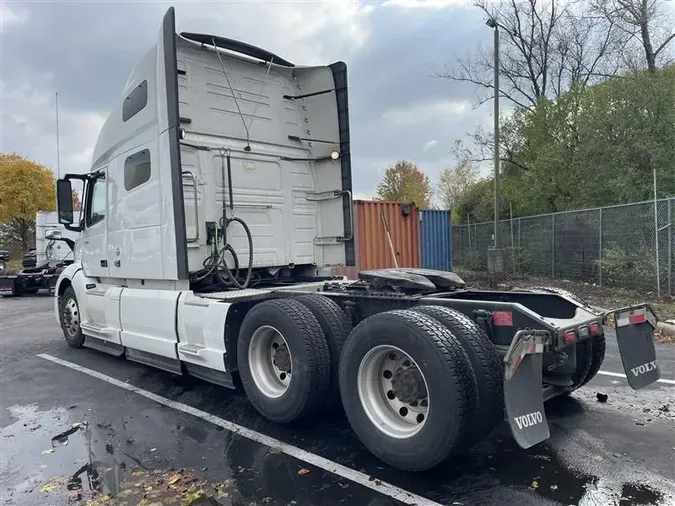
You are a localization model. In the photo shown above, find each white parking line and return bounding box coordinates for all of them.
[597,370,675,385]
[37,353,442,506]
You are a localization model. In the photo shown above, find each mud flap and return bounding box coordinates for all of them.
[0,276,17,296]
[613,305,660,390]
[504,330,551,449]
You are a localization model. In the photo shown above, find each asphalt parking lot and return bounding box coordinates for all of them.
[2,294,674,506]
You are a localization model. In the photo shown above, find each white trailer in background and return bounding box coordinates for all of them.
[52,7,662,472]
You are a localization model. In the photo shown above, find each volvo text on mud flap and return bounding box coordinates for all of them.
[503,330,551,449]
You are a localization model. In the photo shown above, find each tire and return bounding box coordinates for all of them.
[339,309,475,471]
[59,286,84,348]
[412,305,503,445]
[568,340,593,390]
[295,294,351,407]
[569,334,606,391]
[237,299,331,423]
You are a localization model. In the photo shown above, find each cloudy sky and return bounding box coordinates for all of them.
[0,0,494,200]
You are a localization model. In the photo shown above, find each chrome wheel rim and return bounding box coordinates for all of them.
[62,297,80,337]
[248,325,292,398]
[357,345,429,439]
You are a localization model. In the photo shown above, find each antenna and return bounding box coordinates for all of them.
[55,92,61,178]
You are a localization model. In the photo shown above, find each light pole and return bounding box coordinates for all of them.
[486,17,504,274]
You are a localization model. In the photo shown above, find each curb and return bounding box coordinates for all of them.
[656,321,675,338]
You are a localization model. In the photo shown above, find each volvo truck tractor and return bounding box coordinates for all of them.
[53,7,662,472]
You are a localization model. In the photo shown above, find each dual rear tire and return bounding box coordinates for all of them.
[238,297,502,471]
[236,295,349,423]
[339,307,502,471]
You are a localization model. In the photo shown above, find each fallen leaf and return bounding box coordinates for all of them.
[181,490,205,506]
[267,446,283,455]
[263,497,271,504]
[41,448,55,455]
[168,474,182,486]
[40,477,65,492]
[149,448,157,452]
[530,480,539,489]
[298,468,310,476]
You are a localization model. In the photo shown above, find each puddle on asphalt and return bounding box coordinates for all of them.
[621,482,664,505]
[1,405,239,505]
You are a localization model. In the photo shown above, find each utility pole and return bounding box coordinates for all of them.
[486,17,504,274]
[491,22,500,249]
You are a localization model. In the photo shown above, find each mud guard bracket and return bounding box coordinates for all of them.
[504,330,552,449]
[611,305,660,390]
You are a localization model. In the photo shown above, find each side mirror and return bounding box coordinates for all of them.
[57,179,74,224]
[45,228,62,240]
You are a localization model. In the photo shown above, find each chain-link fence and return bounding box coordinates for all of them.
[452,198,675,295]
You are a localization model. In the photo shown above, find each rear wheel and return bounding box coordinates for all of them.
[59,286,84,348]
[412,305,503,445]
[295,294,351,406]
[237,299,331,423]
[569,334,606,391]
[339,309,475,471]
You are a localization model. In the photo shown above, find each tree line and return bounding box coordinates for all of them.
[376,0,675,223]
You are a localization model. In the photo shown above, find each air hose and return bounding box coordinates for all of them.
[216,148,253,289]
[188,148,254,290]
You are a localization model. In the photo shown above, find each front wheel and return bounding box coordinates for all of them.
[59,286,84,348]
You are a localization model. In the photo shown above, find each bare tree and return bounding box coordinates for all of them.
[437,0,623,108]
[592,0,675,71]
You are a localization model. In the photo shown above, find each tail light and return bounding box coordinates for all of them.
[629,313,646,325]
[589,322,601,335]
[563,330,576,344]
[492,311,513,326]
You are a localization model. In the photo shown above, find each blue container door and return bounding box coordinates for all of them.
[420,210,452,271]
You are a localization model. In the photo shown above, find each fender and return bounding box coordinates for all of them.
[53,262,94,327]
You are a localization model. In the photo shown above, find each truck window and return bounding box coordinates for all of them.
[87,176,106,227]
[124,149,151,191]
[122,80,148,122]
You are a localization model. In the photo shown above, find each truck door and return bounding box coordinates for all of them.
[81,170,110,279]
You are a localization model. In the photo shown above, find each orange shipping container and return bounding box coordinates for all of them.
[355,200,420,271]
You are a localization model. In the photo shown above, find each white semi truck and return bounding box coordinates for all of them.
[53,7,662,472]
[0,212,79,296]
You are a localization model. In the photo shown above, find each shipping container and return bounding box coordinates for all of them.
[354,200,420,271]
[420,209,452,271]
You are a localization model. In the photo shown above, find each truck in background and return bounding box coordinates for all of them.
[0,211,79,296]
[51,7,662,472]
